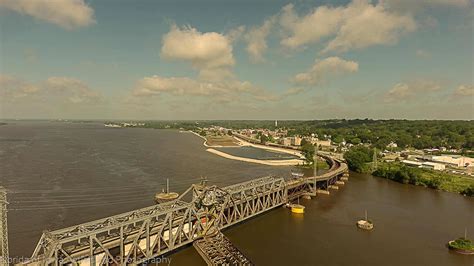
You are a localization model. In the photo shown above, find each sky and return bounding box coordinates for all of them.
[0,0,473,120]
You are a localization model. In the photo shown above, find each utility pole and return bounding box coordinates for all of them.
[313,144,318,177]
[0,187,9,265]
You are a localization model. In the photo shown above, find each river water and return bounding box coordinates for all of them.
[0,121,473,265]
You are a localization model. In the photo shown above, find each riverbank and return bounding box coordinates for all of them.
[372,163,474,196]
[186,130,241,147]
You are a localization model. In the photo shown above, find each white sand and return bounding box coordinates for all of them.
[206,148,304,166]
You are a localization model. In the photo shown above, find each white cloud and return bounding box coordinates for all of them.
[0,75,101,104]
[293,57,358,85]
[453,84,474,96]
[282,87,305,97]
[0,0,95,29]
[149,24,287,105]
[385,79,442,102]
[322,0,416,53]
[245,17,275,62]
[161,25,235,80]
[0,75,40,99]
[227,25,246,42]
[44,77,101,103]
[133,75,279,103]
[278,1,416,53]
[280,3,343,49]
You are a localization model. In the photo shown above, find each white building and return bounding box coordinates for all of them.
[421,162,445,171]
[387,142,398,148]
[291,136,302,146]
[282,137,292,146]
[430,155,474,168]
[402,160,422,168]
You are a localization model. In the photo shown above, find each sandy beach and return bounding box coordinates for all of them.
[206,148,304,166]
[185,131,305,165]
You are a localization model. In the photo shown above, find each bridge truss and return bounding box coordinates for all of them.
[20,158,347,266]
[25,176,286,265]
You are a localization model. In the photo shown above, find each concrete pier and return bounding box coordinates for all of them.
[329,185,339,190]
[316,189,330,195]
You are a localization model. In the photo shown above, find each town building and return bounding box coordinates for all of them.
[421,162,446,171]
[291,136,302,146]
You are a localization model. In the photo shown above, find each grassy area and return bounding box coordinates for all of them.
[205,135,240,146]
[372,162,474,195]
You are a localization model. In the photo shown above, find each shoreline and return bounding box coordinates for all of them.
[206,148,304,166]
[185,130,305,166]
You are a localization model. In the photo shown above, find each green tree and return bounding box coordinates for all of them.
[259,134,269,144]
[301,143,315,165]
[350,138,361,145]
[343,146,373,172]
[461,184,474,197]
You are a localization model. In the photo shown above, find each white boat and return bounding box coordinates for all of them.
[357,210,374,230]
[104,123,122,128]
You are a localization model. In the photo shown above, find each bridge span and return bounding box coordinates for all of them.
[16,157,348,265]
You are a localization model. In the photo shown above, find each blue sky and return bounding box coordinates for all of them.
[0,0,472,120]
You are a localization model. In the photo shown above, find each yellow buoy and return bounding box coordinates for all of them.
[290,204,305,214]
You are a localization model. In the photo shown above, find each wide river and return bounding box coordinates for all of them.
[0,121,473,265]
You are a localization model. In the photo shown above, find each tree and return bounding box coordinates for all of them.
[461,184,474,197]
[301,143,315,165]
[343,146,373,172]
[259,134,269,144]
[350,138,361,145]
[333,135,344,144]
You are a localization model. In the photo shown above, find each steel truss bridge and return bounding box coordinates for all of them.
[16,157,347,266]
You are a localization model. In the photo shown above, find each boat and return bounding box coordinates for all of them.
[289,203,305,214]
[104,123,122,128]
[291,170,304,179]
[356,210,374,230]
[287,197,305,214]
[155,179,179,203]
[447,229,474,255]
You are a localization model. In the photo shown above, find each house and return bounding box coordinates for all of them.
[387,142,398,148]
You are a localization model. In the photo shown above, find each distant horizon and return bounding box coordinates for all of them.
[1,117,473,122]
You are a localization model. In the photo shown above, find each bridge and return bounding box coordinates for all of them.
[11,156,347,265]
